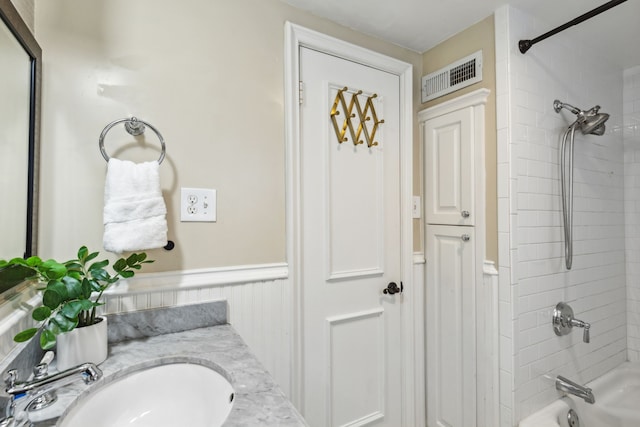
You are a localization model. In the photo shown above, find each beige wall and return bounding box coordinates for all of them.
[420,16,497,263]
[34,0,422,272]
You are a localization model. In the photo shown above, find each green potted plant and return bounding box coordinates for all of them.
[0,246,152,369]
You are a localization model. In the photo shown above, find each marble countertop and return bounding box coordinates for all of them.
[30,324,307,426]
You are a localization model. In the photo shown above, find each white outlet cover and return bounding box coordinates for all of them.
[181,187,217,222]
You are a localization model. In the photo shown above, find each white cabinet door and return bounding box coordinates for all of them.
[423,107,474,226]
[426,225,476,427]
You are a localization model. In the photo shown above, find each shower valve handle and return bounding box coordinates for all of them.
[583,324,590,343]
[571,318,590,343]
[553,302,591,344]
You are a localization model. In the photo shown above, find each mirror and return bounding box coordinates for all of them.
[0,0,41,288]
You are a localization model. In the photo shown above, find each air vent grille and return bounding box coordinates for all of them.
[421,50,483,103]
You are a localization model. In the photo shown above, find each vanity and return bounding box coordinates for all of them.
[0,301,307,426]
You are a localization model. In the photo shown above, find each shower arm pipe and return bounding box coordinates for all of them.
[519,0,627,54]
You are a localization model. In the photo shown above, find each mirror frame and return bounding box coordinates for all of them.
[0,0,41,259]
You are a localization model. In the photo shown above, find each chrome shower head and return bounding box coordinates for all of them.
[580,105,609,135]
[553,100,609,135]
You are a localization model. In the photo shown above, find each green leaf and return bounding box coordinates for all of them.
[25,256,42,267]
[40,329,57,350]
[60,300,93,319]
[62,276,82,299]
[85,251,99,263]
[47,280,69,301]
[67,271,82,282]
[42,288,62,310]
[82,299,96,309]
[47,320,61,335]
[64,261,83,272]
[14,328,38,343]
[136,253,147,262]
[90,268,110,282]
[32,306,52,321]
[87,278,103,293]
[119,270,134,278]
[53,312,77,332]
[77,246,88,261]
[113,258,127,272]
[126,253,139,267]
[88,260,109,272]
[81,278,93,299]
[60,300,85,320]
[40,259,67,280]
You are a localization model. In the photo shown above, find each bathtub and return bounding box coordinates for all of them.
[519,362,640,427]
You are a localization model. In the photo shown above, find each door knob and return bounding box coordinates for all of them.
[461,210,470,218]
[461,234,470,242]
[383,282,402,295]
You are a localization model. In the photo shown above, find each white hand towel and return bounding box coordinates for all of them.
[103,158,168,254]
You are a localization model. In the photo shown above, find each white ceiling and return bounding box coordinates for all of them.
[281,0,640,69]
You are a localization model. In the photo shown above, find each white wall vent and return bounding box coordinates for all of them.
[421,50,483,103]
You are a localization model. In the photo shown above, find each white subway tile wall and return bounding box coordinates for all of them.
[625,66,640,363]
[496,5,627,425]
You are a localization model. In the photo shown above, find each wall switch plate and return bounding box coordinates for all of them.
[181,187,216,222]
[412,196,421,219]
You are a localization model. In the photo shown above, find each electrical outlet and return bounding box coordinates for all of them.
[181,188,216,222]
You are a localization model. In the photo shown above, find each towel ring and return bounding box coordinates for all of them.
[99,117,166,164]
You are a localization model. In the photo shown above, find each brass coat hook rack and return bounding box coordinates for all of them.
[330,87,384,148]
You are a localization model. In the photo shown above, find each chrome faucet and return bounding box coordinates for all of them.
[0,362,102,427]
[556,375,595,404]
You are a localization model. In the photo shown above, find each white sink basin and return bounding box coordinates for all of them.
[59,362,234,427]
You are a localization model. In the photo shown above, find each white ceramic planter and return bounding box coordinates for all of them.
[56,316,108,371]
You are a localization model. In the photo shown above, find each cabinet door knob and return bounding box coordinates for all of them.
[461,210,470,218]
[461,234,471,242]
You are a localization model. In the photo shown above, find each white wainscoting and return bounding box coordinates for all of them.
[0,256,428,408]
[102,263,293,397]
[0,264,293,397]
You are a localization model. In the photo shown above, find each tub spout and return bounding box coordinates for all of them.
[556,375,595,404]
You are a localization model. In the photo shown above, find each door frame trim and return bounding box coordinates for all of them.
[284,22,415,425]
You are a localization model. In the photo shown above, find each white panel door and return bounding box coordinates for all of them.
[300,46,403,427]
[426,225,476,427]
[423,108,474,226]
